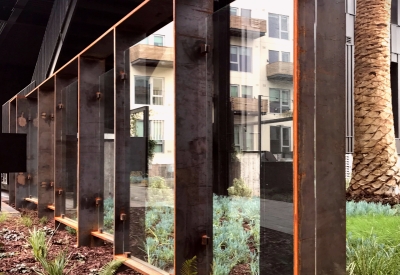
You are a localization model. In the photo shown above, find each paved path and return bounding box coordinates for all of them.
[261,199,293,235]
[1,191,20,216]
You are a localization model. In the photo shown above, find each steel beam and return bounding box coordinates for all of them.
[174,0,213,273]
[77,56,105,247]
[9,100,17,206]
[37,85,55,219]
[296,0,346,274]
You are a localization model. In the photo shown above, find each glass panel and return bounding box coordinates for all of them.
[268,13,280,38]
[212,1,294,273]
[242,85,253,98]
[135,76,150,104]
[230,7,238,15]
[62,81,78,220]
[270,88,281,113]
[28,98,38,199]
[241,8,251,18]
[282,52,290,62]
[99,68,114,234]
[230,85,239,97]
[281,16,288,32]
[154,35,164,46]
[269,50,279,63]
[128,22,175,273]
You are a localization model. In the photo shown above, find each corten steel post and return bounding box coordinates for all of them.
[174,0,213,273]
[8,100,17,206]
[113,0,173,256]
[1,102,9,212]
[77,56,105,246]
[37,85,55,219]
[15,95,33,209]
[54,75,71,219]
[295,0,346,274]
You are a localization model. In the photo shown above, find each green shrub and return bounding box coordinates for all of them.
[347,234,400,275]
[103,197,114,233]
[346,201,397,217]
[39,216,48,226]
[21,216,33,228]
[227,178,252,198]
[99,259,124,275]
[181,256,197,275]
[65,226,76,235]
[27,227,47,260]
[0,212,7,224]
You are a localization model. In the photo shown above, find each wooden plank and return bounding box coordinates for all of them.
[54,216,78,229]
[91,231,114,243]
[114,255,169,275]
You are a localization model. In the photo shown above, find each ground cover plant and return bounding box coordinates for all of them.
[346,201,400,275]
[0,209,142,275]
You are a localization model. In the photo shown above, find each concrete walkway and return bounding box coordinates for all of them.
[1,191,20,216]
[261,199,293,235]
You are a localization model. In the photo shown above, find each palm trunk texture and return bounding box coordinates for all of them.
[348,0,400,201]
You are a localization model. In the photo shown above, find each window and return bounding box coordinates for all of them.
[269,51,290,63]
[242,85,253,98]
[269,50,279,63]
[230,46,252,72]
[282,52,290,62]
[269,13,289,39]
[134,76,164,105]
[230,7,238,16]
[230,85,253,98]
[270,88,291,113]
[230,85,239,97]
[154,35,164,46]
[233,125,255,151]
[150,120,164,153]
[270,126,291,154]
[241,9,251,18]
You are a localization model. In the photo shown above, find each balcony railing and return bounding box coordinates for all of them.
[230,15,266,37]
[130,44,174,67]
[266,62,294,81]
[231,97,268,114]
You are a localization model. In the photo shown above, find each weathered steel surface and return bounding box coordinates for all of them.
[296,0,346,274]
[37,85,55,219]
[113,0,172,255]
[315,0,346,273]
[9,101,17,206]
[174,0,213,273]
[77,57,105,246]
[15,96,34,209]
[54,76,72,218]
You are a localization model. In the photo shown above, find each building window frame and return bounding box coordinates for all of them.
[230,46,252,72]
[270,125,292,154]
[150,120,164,153]
[153,35,164,46]
[268,13,289,40]
[134,76,164,106]
[269,88,291,113]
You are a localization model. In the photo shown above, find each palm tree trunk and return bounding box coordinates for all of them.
[348,0,400,199]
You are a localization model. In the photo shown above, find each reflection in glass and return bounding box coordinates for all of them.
[62,81,78,220]
[99,69,115,234]
[213,1,293,274]
[128,22,174,273]
[28,98,38,199]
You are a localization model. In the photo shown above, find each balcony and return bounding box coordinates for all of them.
[130,44,173,67]
[230,15,266,38]
[231,97,268,115]
[266,62,294,81]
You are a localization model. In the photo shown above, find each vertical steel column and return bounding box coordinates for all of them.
[1,102,9,212]
[296,0,346,274]
[37,87,55,219]
[114,29,140,255]
[54,76,70,218]
[9,100,17,206]
[174,0,213,273]
[77,56,105,246]
[15,95,32,209]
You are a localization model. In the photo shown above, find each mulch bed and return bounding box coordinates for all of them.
[0,208,143,275]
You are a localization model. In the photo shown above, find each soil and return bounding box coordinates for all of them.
[0,208,143,275]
